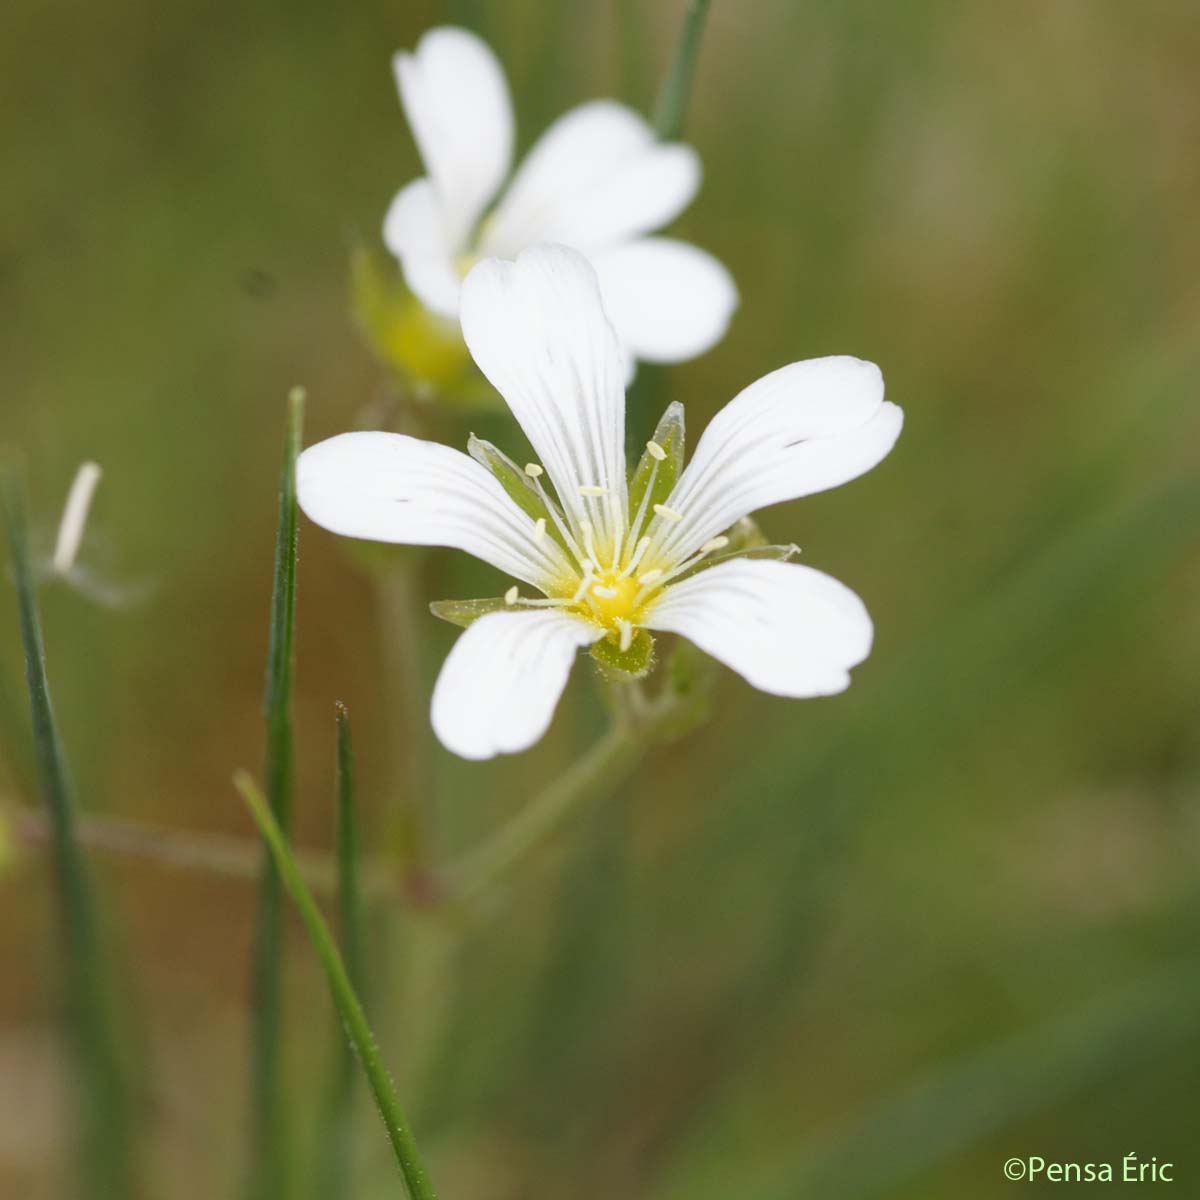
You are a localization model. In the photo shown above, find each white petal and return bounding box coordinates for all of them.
[460,246,628,548]
[393,26,514,250]
[651,357,903,565]
[431,610,601,759]
[382,179,462,318]
[591,238,738,364]
[297,432,573,591]
[480,100,700,256]
[645,560,874,697]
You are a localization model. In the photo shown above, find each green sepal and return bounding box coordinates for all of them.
[705,542,801,571]
[660,637,718,736]
[589,628,656,680]
[628,401,685,520]
[672,515,800,583]
[429,597,510,629]
[467,435,544,522]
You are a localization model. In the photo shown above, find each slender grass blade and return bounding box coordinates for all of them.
[236,771,439,1200]
[653,0,714,141]
[1,466,137,1200]
[247,388,304,1200]
[312,702,368,1200]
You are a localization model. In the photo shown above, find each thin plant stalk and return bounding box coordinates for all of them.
[247,388,304,1200]
[653,0,714,140]
[449,682,680,903]
[236,771,439,1200]
[1,467,137,1200]
[313,703,368,1200]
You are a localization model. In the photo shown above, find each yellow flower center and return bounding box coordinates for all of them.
[578,569,642,631]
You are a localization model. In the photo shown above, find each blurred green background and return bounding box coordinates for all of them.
[3,0,1199,1196]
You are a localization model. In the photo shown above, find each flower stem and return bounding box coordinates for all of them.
[653,0,714,141]
[448,679,687,903]
[450,723,642,903]
[375,555,434,888]
[236,771,439,1200]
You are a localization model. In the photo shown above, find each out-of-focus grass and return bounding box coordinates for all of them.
[1,1,1199,1198]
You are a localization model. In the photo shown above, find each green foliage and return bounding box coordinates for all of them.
[628,401,686,521]
[238,772,438,1200]
[312,703,368,1200]
[589,628,656,680]
[0,467,138,1200]
[246,391,302,1200]
[429,596,510,628]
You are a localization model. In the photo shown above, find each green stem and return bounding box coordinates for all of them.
[653,0,714,140]
[375,557,433,887]
[1,466,137,1200]
[449,690,660,903]
[236,772,439,1200]
[247,388,304,1200]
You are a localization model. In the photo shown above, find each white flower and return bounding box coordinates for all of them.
[298,246,902,760]
[384,25,737,373]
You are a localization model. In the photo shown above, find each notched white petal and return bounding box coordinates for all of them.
[591,238,738,364]
[383,178,462,318]
[645,559,874,698]
[654,357,903,563]
[393,26,514,250]
[297,431,573,591]
[430,610,601,759]
[460,246,629,544]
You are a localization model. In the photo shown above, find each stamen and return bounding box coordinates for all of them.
[580,519,599,566]
[524,463,544,478]
[636,568,664,587]
[531,475,585,563]
[504,585,518,606]
[700,536,730,554]
[578,484,607,497]
[617,619,634,653]
[571,569,595,604]
[608,495,624,570]
[653,503,683,523]
[620,536,652,578]
[625,458,660,551]
[646,440,667,462]
[533,517,547,543]
[591,585,619,599]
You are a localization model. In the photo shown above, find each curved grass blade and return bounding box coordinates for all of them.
[312,703,368,1200]
[653,0,714,141]
[236,771,439,1200]
[247,388,304,1200]
[0,465,137,1200]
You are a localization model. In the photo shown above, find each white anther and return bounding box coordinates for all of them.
[700,536,730,554]
[617,619,634,653]
[653,503,683,523]
[504,585,519,606]
[53,462,103,575]
[646,440,667,461]
[533,517,547,543]
[636,568,664,586]
[523,463,544,478]
[578,484,608,497]
[591,585,619,599]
